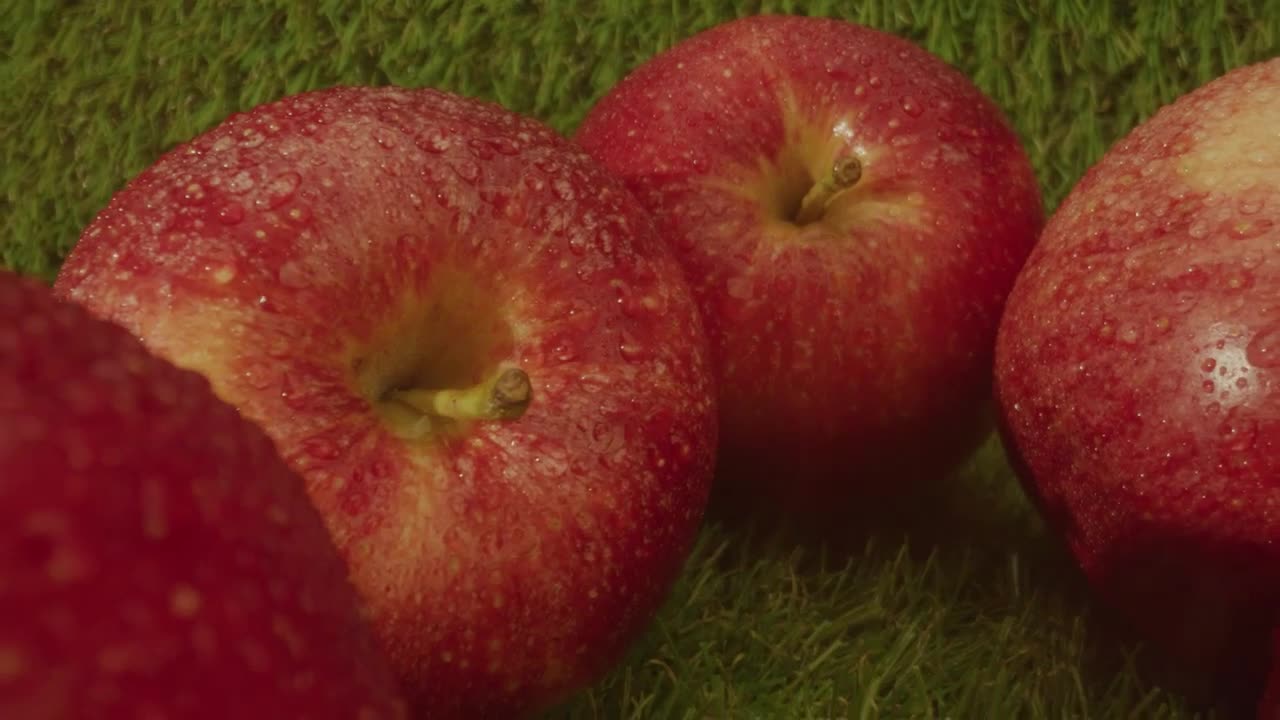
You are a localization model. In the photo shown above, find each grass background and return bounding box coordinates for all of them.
[3,1,1277,717]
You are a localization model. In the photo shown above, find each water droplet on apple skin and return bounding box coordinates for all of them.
[618,331,647,363]
[1247,325,1280,368]
[277,261,310,289]
[372,127,397,150]
[256,172,302,210]
[1218,406,1260,453]
[226,171,256,195]
[216,203,245,225]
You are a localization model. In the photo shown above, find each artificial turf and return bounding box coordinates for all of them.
[3,1,1277,717]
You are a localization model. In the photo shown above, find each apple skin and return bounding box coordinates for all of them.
[54,86,717,717]
[995,58,1280,701]
[0,271,406,719]
[575,15,1043,516]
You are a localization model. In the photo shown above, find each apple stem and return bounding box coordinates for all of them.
[794,156,862,226]
[389,367,532,422]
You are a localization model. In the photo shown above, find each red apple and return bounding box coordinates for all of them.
[575,15,1043,517]
[995,58,1280,701]
[0,271,405,719]
[53,85,717,717]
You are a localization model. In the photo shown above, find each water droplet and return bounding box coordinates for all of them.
[1201,357,1217,373]
[217,203,244,225]
[900,96,924,118]
[868,76,883,89]
[1219,407,1258,452]
[239,128,265,148]
[373,127,397,149]
[150,210,176,233]
[467,138,495,160]
[212,266,236,284]
[552,179,575,202]
[490,137,520,156]
[1247,324,1280,367]
[227,171,255,194]
[256,172,301,210]
[452,160,479,183]
[537,453,568,478]
[181,183,207,205]
[418,128,451,153]
[1203,380,1216,393]
[277,261,309,289]
[618,331,646,362]
[1168,266,1209,292]
[1231,218,1273,239]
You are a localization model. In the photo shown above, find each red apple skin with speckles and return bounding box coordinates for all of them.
[995,58,1280,700]
[0,272,406,719]
[575,15,1043,516]
[54,86,717,717]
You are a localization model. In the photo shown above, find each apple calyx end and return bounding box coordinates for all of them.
[794,156,862,226]
[389,366,532,423]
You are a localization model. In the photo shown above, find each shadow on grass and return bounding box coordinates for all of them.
[700,432,1242,719]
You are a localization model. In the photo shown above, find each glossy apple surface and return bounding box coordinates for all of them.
[576,15,1043,516]
[0,271,405,719]
[995,58,1280,700]
[54,85,716,717]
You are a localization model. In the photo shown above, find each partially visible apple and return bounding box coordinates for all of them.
[54,86,717,717]
[575,15,1043,518]
[995,58,1280,702]
[0,271,405,719]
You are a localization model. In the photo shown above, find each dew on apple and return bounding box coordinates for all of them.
[216,202,245,225]
[258,171,301,210]
[372,127,398,150]
[239,128,266,148]
[1246,324,1280,368]
[450,158,480,183]
[226,170,255,194]
[169,583,203,618]
[0,645,25,681]
[617,331,646,362]
[276,260,310,289]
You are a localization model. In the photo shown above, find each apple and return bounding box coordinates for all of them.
[0,271,405,718]
[995,58,1280,702]
[575,15,1043,518]
[53,85,717,717]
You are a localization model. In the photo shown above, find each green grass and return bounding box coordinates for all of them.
[3,1,1277,717]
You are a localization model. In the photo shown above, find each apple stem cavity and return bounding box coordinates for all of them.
[390,367,532,423]
[794,156,862,226]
